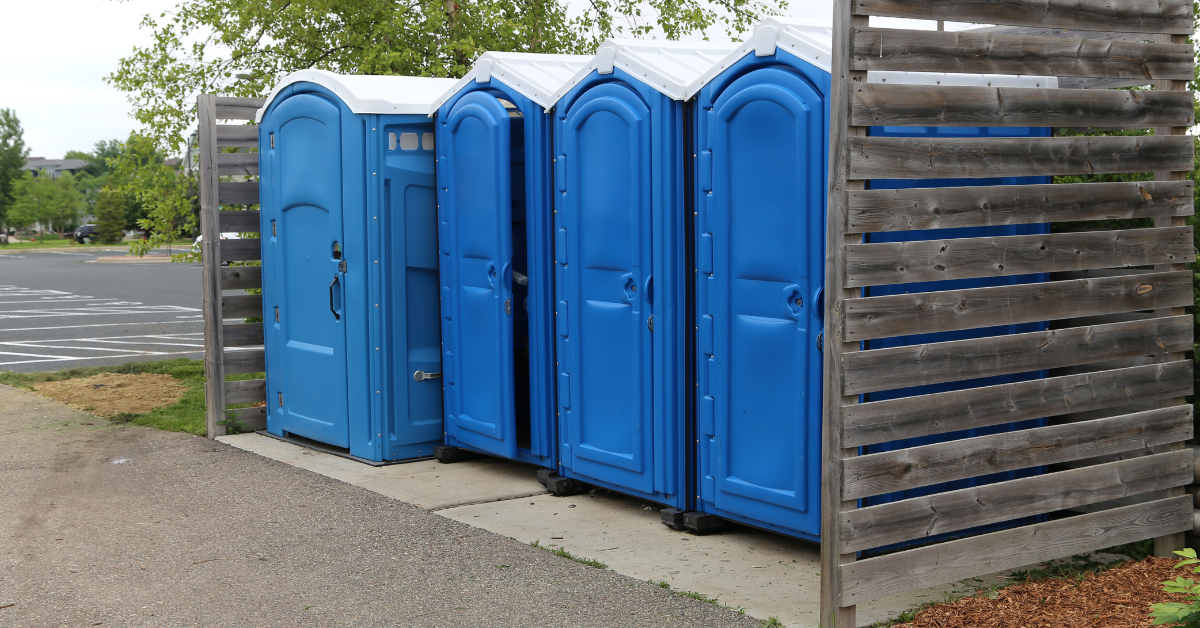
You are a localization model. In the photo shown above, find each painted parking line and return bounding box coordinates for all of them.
[1,320,203,333]
[0,305,200,319]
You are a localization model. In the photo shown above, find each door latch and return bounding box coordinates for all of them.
[332,241,342,260]
[504,298,512,315]
[339,260,347,273]
[274,306,279,322]
[647,314,654,332]
[413,371,442,382]
[277,392,283,407]
[816,332,823,354]
[270,133,275,149]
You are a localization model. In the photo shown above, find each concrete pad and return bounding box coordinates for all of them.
[220,432,1014,627]
[217,432,547,510]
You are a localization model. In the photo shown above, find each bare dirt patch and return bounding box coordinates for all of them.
[897,556,1188,628]
[33,373,188,417]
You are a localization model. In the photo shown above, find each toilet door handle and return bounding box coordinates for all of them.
[413,370,442,382]
[329,276,341,321]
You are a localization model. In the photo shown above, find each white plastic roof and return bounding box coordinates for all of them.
[686,17,1056,100]
[430,52,592,113]
[546,40,737,105]
[255,70,459,122]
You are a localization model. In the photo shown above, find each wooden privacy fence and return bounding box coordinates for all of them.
[198,95,267,438]
[822,1,1196,626]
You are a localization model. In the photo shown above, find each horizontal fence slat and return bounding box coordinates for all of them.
[223,322,264,348]
[216,152,259,176]
[852,84,1194,128]
[844,271,1191,342]
[844,315,1192,395]
[843,405,1193,499]
[221,294,263,320]
[851,0,1194,35]
[224,406,266,431]
[846,227,1193,288]
[223,378,266,405]
[220,265,262,291]
[850,28,1194,80]
[1060,77,1158,90]
[965,26,1162,43]
[215,125,259,148]
[214,97,266,121]
[223,348,265,375]
[218,181,260,205]
[848,135,1194,180]
[219,238,261,263]
[844,361,1193,448]
[842,450,1193,552]
[218,210,261,233]
[847,181,1194,234]
[839,496,1194,606]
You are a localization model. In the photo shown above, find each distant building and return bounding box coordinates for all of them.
[22,157,90,179]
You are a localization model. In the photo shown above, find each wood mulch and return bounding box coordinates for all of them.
[33,373,188,417]
[895,557,1189,628]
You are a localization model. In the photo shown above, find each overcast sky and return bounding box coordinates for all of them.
[0,0,960,160]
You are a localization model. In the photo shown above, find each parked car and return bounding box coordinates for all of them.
[192,232,242,263]
[73,224,98,243]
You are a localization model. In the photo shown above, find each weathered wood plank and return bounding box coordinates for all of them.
[218,181,260,205]
[221,294,263,320]
[224,406,266,431]
[823,3,865,626]
[220,265,262,291]
[219,238,261,263]
[852,85,1193,128]
[847,181,1193,233]
[1059,77,1156,90]
[223,378,266,405]
[845,271,1190,341]
[846,227,1193,288]
[216,152,259,176]
[844,405,1193,499]
[839,496,1194,606]
[848,135,1194,180]
[844,361,1192,448]
[1054,400,1159,425]
[844,315,1192,395]
[842,450,1193,552]
[852,0,1194,35]
[965,26,1160,43]
[214,97,266,121]
[850,28,1194,80]
[218,210,260,233]
[215,125,259,148]
[222,322,264,348]
[223,348,265,375]
[198,95,227,439]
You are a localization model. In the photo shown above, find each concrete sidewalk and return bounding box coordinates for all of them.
[218,435,1007,627]
[0,383,764,628]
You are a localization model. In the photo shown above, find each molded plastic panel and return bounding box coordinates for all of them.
[555,69,687,508]
[438,91,519,459]
[695,57,829,540]
[559,82,655,493]
[261,92,350,447]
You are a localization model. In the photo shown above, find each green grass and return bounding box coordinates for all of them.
[530,540,609,569]
[646,579,746,616]
[761,618,783,628]
[0,234,192,251]
[0,358,262,435]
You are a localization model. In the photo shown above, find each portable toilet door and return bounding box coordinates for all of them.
[431,53,589,467]
[685,20,832,539]
[257,71,458,462]
[683,18,1055,542]
[544,41,734,508]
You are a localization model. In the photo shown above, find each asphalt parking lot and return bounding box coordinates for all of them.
[0,249,210,372]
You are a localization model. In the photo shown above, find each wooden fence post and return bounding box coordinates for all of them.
[198,94,228,438]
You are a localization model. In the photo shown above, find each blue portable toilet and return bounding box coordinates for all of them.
[429,53,589,468]
[256,70,457,463]
[681,19,1055,541]
[543,41,735,508]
